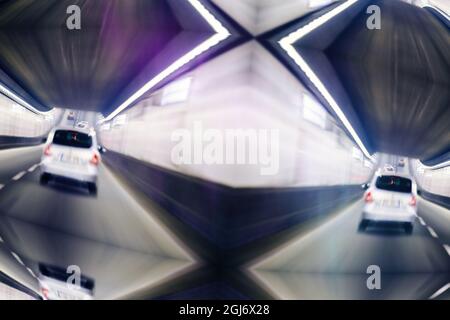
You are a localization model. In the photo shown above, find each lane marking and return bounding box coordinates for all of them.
[12,171,26,181]
[28,164,39,173]
[0,184,4,190]
[26,267,36,278]
[444,244,450,256]
[429,283,450,300]
[0,236,3,243]
[418,216,426,226]
[11,252,25,266]
[427,226,438,238]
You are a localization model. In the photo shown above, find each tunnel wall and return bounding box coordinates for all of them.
[410,159,450,209]
[410,159,450,199]
[211,0,338,35]
[0,93,58,142]
[419,189,450,210]
[0,136,43,150]
[104,150,364,248]
[98,41,374,189]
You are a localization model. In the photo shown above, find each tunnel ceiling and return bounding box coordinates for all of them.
[257,0,449,163]
[325,0,450,161]
[0,0,215,112]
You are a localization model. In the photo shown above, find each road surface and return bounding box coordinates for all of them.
[0,145,194,299]
[251,197,450,299]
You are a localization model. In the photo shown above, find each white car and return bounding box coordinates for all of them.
[38,264,94,300]
[67,111,75,121]
[359,174,417,233]
[40,127,101,194]
[75,121,89,129]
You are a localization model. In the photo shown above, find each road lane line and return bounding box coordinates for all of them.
[12,171,26,181]
[11,252,25,266]
[444,245,450,256]
[28,164,39,173]
[429,283,450,300]
[427,226,438,238]
[418,216,426,226]
[0,236,3,243]
[0,184,4,190]
[26,267,36,278]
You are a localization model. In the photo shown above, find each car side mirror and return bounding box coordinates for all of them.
[362,183,370,190]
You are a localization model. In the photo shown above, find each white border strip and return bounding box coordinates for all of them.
[278,0,374,161]
[102,0,231,123]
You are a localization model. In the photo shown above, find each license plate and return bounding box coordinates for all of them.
[55,153,69,163]
[56,290,79,300]
[376,199,401,208]
[55,153,85,165]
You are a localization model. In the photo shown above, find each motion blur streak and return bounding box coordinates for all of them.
[102,0,231,122]
[278,0,374,160]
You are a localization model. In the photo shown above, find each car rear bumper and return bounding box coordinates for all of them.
[41,161,97,183]
[362,210,416,223]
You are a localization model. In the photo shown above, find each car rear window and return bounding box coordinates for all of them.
[53,130,92,149]
[375,175,412,193]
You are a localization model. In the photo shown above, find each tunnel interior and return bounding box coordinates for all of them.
[0,0,449,301]
[0,0,216,113]
[326,0,450,161]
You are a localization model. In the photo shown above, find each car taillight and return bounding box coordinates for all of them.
[41,287,49,300]
[365,191,373,203]
[409,195,417,206]
[90,153,100,165]
[44,144,52,156]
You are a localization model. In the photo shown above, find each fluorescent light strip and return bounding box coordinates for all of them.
[102,0,231,123]
[278,0,374,161]
[0,82,52,116]
[429,283,450,300]
[419,159,450,170]
[421,4,450,21]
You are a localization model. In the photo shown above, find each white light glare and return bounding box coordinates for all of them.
[278,0,375,161]
[102,0,230,123]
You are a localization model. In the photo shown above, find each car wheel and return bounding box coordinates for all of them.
[40,173,51,185]
[87,182,97,195]
[358,219,369,231]
[404,223,413,234]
